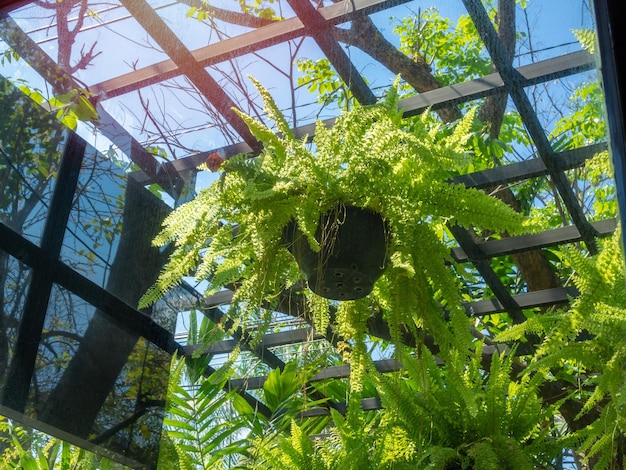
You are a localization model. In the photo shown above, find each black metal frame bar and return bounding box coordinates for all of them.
[2,132,86,411]
[462,0,600,254]
[593,0,626,235]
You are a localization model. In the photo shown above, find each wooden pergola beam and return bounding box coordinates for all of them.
[449,223,526,323]
[119,0,263,153]
[90,0,411,100]
[201,283,582,322]
[465,286,579,317]
[228,358,405,391]
[184,326,324,357]
[128,50,596,186]
[286,0,377,105]
[401,50,594,117]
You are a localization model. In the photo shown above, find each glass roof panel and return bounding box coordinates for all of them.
[0,0,597,176]
[99,75,244,156]
[9,2,173,86]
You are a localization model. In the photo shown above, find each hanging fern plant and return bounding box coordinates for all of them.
[139,77,532,354]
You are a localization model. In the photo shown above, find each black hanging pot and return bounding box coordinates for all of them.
[283,204,388,300]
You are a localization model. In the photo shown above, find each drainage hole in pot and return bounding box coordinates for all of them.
[353,277,362,283]
[333,271,344,278]
[335,282,345,288]
[354,286,364,292]
[351,263,359,270]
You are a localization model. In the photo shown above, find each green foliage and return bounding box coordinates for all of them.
[47,87,99,130]
[0,76,65,216]
[262,362,303,415]
[3,4,617,469]
[583,150,618,219]
[186,0,279,22]
[297,58,355,110]
[140,78,532,362]
[244,407,386,470]
[550,79,605,150]
[371,344,566,469]
[0,416,32,469]
[573,28,597,55]
[16,83,99,131]
[393,7,492,86]
[0,415,123,469]
[186,1,212,22]
[238,0,278,20]
[241,341,566,469]
[494,228,626,468]
[160,355,250,469]
[521,230,626,468]
[185,310,227,384]
[158,313,335,468]
[137,75,554,469]
[244,418,328,469]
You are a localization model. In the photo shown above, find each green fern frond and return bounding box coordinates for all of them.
[163,354,250,469]
[521,229,626,467]
[382,75,402,117]
[467,439,500,470]
[494,314,560,343]
[379,425,418,464]
[139,80,548,470]
[424,445,459,469]
[307,293,330,332]
[232,109,288,162]
[173,442,198,470]
[579,426,616,470]
[248,75,295,140]
[573,28,596,54]
[446,106,478,151]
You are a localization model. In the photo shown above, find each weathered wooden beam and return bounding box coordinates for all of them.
[184,326,323,357]
[449,223,526,324]
[203,283,581,322]
[227,358,404,391]
[401,50,594,116]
